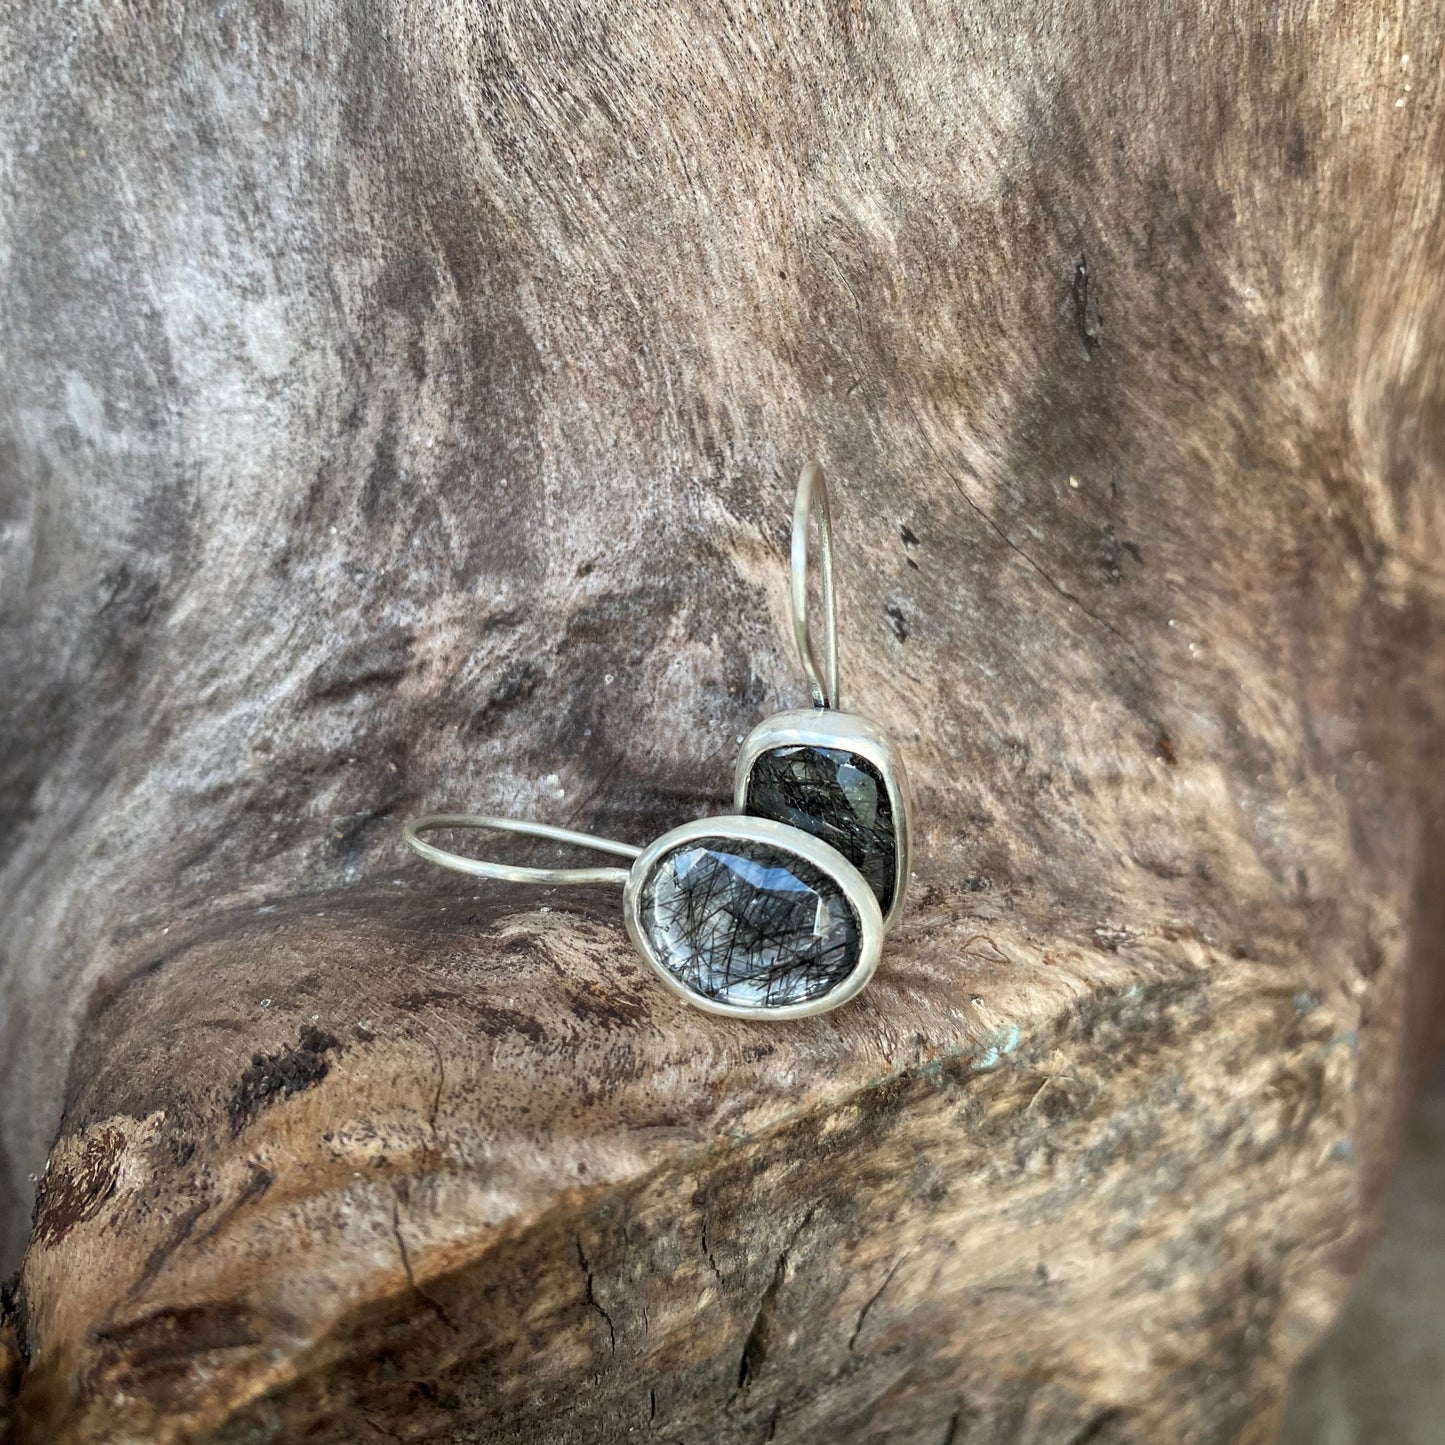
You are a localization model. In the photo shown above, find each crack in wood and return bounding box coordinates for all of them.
[736,1209,816,1394]
[421,1032,447,1174]
[848,1249,912,1351]
[700,1211,724,1282]
[389,1197,458,1334]
[576,1234,617,1352]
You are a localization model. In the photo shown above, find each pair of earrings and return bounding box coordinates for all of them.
[404,463,911,1019]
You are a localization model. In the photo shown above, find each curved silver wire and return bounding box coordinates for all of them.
[791,460,839,710]
[403,814,640,885]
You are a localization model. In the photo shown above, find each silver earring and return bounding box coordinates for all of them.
[402,813,883,1019]
[736,462,911,930]
[400,461,909,1020]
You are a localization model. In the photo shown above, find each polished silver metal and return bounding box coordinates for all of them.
[403,814,640,885]
[403,809,883,1019]
[793,459,839,710]
[737,460,913,929]
[734,707,912,930]
[623,814,883,1021]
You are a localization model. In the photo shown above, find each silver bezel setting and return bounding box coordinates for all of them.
[733,708,912,931]
[622,814,884,1021]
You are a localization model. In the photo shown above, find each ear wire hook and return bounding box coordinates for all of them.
[791,460,840,710]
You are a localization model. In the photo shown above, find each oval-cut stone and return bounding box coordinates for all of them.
[743,745,897,915]
[638,836,862,1009]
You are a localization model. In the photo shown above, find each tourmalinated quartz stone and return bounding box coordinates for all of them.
[743,745,897,915]
[638,836,862,1008]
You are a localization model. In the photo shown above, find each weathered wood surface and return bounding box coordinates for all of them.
[1278,1065,1445,1445]
[1,2,1443,1442]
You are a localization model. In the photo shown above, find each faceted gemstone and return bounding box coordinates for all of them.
[638,837,862,1008]
[744,746,896,915]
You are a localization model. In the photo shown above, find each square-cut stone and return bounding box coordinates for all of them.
[743,745,897,915]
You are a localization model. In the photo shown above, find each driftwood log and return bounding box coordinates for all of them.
[2,3,1444,1442]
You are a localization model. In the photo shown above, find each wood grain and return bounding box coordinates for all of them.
[1,2,1442,1440]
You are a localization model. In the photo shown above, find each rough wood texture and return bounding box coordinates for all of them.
[2,3,1443,1442]
[1279,1065,1445,1445]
